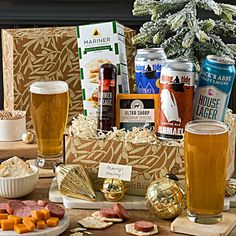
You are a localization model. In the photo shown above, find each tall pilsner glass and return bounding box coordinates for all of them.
[30,81,69,168]
[184,120,228,224]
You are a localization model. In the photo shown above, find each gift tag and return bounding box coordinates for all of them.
[98,162,132,181]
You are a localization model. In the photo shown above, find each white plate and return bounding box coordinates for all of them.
[0,214,70,236]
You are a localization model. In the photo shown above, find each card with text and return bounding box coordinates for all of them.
[98,162,132,181]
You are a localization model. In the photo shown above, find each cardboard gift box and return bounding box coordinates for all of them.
[65,119,235,196]
[2,26,136,128]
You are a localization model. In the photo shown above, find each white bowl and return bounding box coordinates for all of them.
[0,116,26,141]
[0,165,39,198]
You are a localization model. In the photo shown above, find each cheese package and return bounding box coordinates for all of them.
[116,94,159,130]
[77,21,130,116]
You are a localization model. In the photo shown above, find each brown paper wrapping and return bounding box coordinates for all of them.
[65,125,235,196]
[2,26,136,128]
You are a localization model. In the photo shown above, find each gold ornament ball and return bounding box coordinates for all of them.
[101,178,127,202]
[146,178,186,219]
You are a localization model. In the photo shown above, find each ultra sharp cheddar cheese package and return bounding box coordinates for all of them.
[116,94,159,130]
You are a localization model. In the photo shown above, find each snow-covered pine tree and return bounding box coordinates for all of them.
[132,0,236,66]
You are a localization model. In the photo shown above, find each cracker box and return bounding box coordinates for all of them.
[77,21,130,116]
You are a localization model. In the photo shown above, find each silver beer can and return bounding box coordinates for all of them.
[156,59,196,139]
[135,48,167,94]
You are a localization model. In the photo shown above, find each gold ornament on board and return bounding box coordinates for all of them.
[225,180,236,197]
[101,178,127,201]
[55,163,96,201]
[146,177,186,219]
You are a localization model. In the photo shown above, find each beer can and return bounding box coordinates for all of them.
[193,55,235,121]
[156,59,196,139]
[135,48,167,94]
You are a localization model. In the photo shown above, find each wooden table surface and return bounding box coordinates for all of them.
[1,178,236,236]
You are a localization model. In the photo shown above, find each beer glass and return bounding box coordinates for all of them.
[184,120,228,224]
[30,81,69,168]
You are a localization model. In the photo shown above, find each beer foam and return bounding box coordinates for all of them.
[30,81,68,94]
[186,121,228,135]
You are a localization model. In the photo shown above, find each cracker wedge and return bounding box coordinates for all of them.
[78,216,113,229]
[70,227,87,233]
[70,233,84,236]
[125,223,158,236]
[92,211,123,223]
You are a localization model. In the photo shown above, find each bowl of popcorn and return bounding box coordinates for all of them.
[0,110,26,141]
[0,156,39,198]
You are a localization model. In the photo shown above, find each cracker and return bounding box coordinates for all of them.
[125,223,158,236]
[78,216,113,229]
[92,211,123,223]
[70,227,87,233]
[70,233,84,236]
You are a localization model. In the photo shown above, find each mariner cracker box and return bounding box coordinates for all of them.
[77,21,130,116]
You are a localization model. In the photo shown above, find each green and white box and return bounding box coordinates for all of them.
[77,21,130,116]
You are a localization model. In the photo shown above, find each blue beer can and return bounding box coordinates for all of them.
[193,55,235,121]
[135,48,167,94]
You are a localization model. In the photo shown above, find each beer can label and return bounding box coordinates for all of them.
[161,71,195,86]
[157,83,194,139]
[193,59,235,121]
[135,60,163,94]
[193,86,227,121]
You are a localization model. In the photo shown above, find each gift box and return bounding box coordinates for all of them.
[65,118,236,196]
[2,26,136,128]
[65,136,184,196]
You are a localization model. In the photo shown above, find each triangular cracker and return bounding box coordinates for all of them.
[78,216,113,229]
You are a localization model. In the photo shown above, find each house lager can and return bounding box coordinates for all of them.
[135,48,167,94]
[156,59,196,139]
[193,55,235,121]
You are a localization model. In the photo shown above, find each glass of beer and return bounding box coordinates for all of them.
[184,120,228,224]
[30,81,69,168]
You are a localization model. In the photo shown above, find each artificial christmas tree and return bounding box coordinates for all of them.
[132,0,236,66]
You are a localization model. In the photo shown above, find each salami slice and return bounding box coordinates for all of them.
[37,200,48,207]
[14,206,32,217]
[0,203,8,213]
[46,203,65,219]
[134,221,154,232]
[31,205,44,211]
[113,203,129,221]
[22,200,38,207]
[7,200,25,215]
[100,208,119,218]
[125,223,158,236]
[92,211,123,223]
